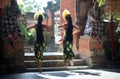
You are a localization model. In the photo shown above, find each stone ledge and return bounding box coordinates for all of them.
[79,36,106,68]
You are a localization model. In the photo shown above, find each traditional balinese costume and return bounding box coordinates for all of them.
[33,11,46,63]
[62,9,74,65]
[27,11,47,72]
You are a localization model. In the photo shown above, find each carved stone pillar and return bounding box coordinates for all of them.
[76,0,92,31]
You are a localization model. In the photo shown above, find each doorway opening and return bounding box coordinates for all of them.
[17,0,61,52]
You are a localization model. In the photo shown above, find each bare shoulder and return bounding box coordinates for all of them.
[58,23,67,29]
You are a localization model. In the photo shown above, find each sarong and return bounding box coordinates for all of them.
[34,40,45,62]
[63,40,74,62]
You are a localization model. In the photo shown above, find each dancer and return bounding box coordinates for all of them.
[59,9,80,67]
[27,10,48,72]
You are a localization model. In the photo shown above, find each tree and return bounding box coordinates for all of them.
[18,0,42,12]
[45,0,60,12]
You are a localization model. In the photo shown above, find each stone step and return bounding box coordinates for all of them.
[24,44,59,52]
[24,47,34,53]
[24,52,63,56]
[24,59,87,68]
[24,52,63,60]
[24,52,81,60]
[24,52,88,72]
[25,66,90,72]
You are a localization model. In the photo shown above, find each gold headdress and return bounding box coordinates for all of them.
[62,9,70,19]
[34,10,43,20]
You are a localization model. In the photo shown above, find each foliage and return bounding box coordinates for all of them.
[115,22,120,42]
[19,20,35,45]
[26,28,35,45]
[44,0,60,39]
[97,0,120,20]
[44,0,60,12]
[19,20,29,40]
[18,0,60,13]
[28,28,35,40]
[97,0,105,7]
[18,0,42,12]
[99,0,120,43]
[115,22,120,58]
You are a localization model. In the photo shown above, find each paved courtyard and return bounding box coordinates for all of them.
[0,69,120,79]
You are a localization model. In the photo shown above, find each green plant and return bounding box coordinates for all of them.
[115,22,120,42]
[115,22,120,58]
[27,28,35,40]
[19,20,35,46]
[25,28,35,46]
[19,20,29,40]
[97,0,105,7]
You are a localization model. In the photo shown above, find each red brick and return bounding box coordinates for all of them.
[78,36,103,57]
[60,0,75,23]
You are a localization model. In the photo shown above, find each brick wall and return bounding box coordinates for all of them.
[60,0,75,23]
[79,36,106,67]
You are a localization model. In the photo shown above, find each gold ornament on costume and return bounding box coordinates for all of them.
[34,10,43,20]
[62,9,70,19]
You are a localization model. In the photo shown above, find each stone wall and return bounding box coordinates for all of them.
[79,36,106,68]
[0,36,25,73]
